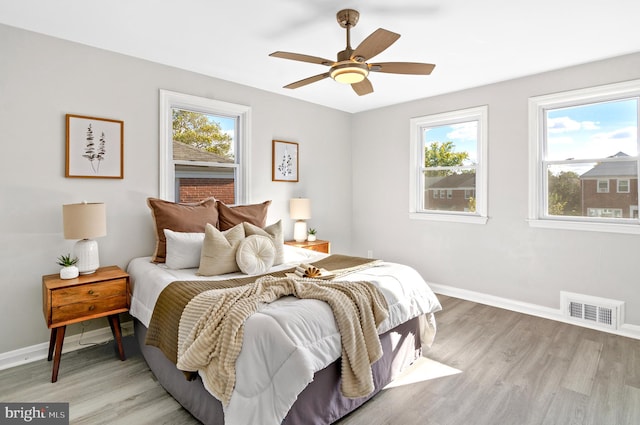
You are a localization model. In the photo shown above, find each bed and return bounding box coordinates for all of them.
[127,198,442,425]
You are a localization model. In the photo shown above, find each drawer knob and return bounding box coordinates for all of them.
[88,289,94,295]
[88,305,95,311]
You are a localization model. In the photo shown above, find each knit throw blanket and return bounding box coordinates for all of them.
[145,255,386,405]
[177,276,388,405]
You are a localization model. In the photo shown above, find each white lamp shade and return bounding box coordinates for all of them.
[63,203,107,239]
[289,198,311,220]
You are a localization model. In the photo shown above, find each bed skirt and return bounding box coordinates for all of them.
[135,316,422,425]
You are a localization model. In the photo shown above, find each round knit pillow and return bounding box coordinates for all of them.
[236,235,276,275]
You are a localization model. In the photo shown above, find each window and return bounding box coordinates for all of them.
[618,179,630,193]
[409,106,488,224]
[159,90,251,203]
[528,80,640,233]
[597,179,610,193]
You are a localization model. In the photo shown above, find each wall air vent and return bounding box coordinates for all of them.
[561,291,623,330]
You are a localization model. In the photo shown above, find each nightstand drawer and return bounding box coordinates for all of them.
[51,293,127,323]
[50,278,128,323]
[52,278,128,305]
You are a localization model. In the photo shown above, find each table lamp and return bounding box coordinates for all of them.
[63,202,107,274]
[290,198,311,242]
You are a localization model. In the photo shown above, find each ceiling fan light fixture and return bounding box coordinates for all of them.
[330,63,369,84]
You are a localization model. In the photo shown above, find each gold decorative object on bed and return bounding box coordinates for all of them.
[293,263,335,279]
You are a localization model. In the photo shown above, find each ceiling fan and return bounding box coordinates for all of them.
[269,9,435,96]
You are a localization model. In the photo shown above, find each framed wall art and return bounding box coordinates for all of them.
[66,114,124,179]
[272,140,298,182]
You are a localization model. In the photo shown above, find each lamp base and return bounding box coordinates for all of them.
[74,239,100,274]
[293,220,307,242]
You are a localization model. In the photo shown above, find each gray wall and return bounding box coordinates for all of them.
[0,24,352,354]
[351,52,640,324]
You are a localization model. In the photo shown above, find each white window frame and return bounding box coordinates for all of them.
[409,105,488,224]
[159,89,251,203]
[618,179,630,193]
[597,179,610,193]
[528,79,640,234]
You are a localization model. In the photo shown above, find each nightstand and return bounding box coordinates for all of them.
[42,265,130,382]
[284,239,331,254]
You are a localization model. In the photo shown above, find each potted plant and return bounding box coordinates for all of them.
[57,253,79,279]
[307,228,317,242]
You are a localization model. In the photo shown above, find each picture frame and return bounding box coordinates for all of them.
[272,140,299,182]
[66,114,124,179]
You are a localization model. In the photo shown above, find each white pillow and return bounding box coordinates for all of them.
[197,223,245,276]
[163,229,205,269]
[243,220,284,265]
[236,235,276,275]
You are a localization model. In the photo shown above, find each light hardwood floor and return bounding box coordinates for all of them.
[2,295,639,424]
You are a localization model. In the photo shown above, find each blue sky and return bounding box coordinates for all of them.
[215,116,236,134]
[210,115,236,138]
[546,98,638,160]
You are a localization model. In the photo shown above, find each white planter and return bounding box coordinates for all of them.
[60,265,79,279]
[307,234,317,242]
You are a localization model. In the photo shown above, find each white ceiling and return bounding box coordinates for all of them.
[2,0,640,113]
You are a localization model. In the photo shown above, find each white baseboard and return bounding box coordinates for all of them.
[430,283,640,340]
[0,321,134,371]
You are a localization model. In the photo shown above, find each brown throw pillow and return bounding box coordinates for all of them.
[217,200,271,231]
[147,197,218,263]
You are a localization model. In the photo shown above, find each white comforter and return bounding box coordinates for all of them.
[127,246,441,425]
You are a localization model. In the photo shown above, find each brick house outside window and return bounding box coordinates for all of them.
[580,152,639,219]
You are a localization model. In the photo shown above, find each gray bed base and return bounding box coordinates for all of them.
[135,316,421,425]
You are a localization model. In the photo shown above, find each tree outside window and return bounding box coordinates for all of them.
[410,105,488,224]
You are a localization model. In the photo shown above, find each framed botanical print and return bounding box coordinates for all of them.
[272,140,298,182]
[66,114,124,179]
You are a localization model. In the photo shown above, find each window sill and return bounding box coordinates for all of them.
[528,218,640,235]
[409,212,488,224]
